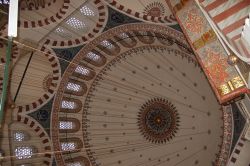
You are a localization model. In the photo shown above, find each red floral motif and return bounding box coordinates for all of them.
[204,49,229,85]
[185,9,204,34]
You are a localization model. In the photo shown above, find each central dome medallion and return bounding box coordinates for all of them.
[138,98,180,144]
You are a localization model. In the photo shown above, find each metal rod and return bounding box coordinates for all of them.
[0,36,12,124]
[13,51,33,102]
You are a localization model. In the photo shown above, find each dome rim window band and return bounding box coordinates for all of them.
[51,23,232,166]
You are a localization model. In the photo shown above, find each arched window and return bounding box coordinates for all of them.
[60,138,83,153]
[120,33,131,40]
[59,118,80,133]
[86,52,100,61]
[80,5,95,16]
[66,17,86,30]
[65,156,90,166]
[100,40,114,49]
[61,142,77,151]
[83,50,106,67]
[65,79,87,96]
[13,131,29,142]
[66,162,81,166]
[98,40,120,56]
[155,33,174,46]
[115,32,137,48]
[75,66,90,76]
[60,98,82,113]
[62,100,76,109]
[55,27,72,40]
[17,164,33,166]
[134,31,155,44]
[59,121,73,129]
[66,82,81,92]
[15,146,35,159]
[73,65,95,81]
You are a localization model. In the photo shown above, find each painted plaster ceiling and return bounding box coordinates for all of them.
[0,0,248,166]
[51,24,230,166]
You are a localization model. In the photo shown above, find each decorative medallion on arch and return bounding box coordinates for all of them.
[103,0,177,25]
[10,50,60,113]
[143,2,165,17]
[19,0,55,10]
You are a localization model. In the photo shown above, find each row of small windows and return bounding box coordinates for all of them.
[14,143,80,160]
[12,131,34,161]
[12,130,85,164]
[54,5,95,36]
[13,133,81,160]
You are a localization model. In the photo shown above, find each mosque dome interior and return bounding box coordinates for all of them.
[0,0,250,166]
